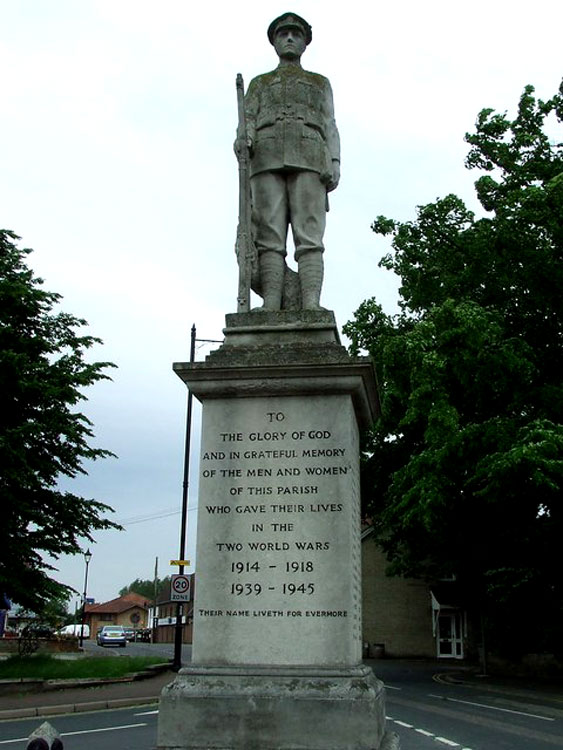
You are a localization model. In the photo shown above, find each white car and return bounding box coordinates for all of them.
[58,623,90,638]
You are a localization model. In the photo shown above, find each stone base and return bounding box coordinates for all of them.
[157,664,391,750]
[222,310,342,347]
[195,310,348,369]
[173,311,378,431]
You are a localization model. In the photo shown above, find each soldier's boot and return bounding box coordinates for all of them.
[258,251,284,311]
[298,251,325,310]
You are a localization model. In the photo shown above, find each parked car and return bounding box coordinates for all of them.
[123,628,136,642]
[136,627,152,642]
[57,623,90,638]
[96,625,127,647]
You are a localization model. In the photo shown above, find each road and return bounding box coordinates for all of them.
[376,660,563,749]
[0,656,561,748]
[0,705,158,750]
[81,638,192,661]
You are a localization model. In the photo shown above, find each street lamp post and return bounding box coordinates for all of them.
[172,326,196,672]
[171,325,222,671]
[79,549,92,648]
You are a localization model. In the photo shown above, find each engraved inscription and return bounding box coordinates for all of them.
[192,395,362,666]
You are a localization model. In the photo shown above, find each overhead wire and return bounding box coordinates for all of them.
[116,505,198,527]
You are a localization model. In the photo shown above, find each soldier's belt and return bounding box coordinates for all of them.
[273,115,325,135]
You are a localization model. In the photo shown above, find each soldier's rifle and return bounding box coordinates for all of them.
[235,73,257,313]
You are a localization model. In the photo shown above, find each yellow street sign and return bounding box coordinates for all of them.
[170,559,190,566]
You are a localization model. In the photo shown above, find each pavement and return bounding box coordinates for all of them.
[0,668,175,720]
[1,660,561,722]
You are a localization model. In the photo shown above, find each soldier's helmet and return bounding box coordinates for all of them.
[267,12,312,46]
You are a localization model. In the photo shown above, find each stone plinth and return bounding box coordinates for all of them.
[158,664,386,750]
[158,311,397,750]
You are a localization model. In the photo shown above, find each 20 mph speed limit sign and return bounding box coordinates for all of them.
[171,574,191,602]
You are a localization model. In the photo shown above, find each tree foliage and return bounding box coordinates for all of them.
[40,591,72,628]
[119,576,172,602]
[344,83,563,655]
[0,231,120,612]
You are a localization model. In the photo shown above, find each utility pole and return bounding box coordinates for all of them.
[152,556,158,643]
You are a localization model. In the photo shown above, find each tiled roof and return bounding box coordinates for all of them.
[85,592,149,614]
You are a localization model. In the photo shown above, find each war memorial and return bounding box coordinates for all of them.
[157,12,399,750]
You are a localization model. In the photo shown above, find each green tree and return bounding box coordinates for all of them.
[344,82,563,656]
[0,231,120,612]
[119,576,172,602]
[41,591,72,628]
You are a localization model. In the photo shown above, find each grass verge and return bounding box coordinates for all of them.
[0,654,167,680]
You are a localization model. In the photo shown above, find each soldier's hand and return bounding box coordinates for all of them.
[233,136,254,158]
[327,160,340,192]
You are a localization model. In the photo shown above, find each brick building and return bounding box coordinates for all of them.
[84,592,149,637]
[150,576,194,644]
[361,527,470,659]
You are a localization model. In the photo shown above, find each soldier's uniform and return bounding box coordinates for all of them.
[239,12,340,310]
[245,65,340,261]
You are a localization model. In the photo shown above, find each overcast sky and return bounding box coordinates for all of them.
[2,0,561,610]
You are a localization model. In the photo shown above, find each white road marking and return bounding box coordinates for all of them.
[135,709,159,715]
[384,683,402,690]
[61,723,148,737]
[0,722,148,745]
[0,739,27,746]
[428,693,555,721]
[387,718,472,748]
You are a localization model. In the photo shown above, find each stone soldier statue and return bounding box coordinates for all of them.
[238,12,340,311]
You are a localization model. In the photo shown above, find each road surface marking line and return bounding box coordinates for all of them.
[428,693,555,721]
[384,684,401,690]
[415,728,435,736]
[0,739,28,745]
[388,718,472,748]
[61,722,148,737]
[0,725,147,746]
[135,709,159,715]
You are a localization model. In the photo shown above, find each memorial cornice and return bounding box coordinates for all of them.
[173,355,379,429]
